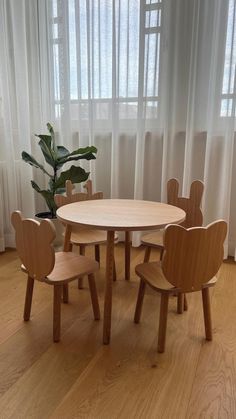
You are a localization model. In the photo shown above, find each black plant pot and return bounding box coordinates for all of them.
[35,211,56,219]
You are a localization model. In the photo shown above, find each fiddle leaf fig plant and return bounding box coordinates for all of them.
[22,123,97,218]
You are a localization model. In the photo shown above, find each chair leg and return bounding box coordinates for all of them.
[143,246,151,263]
[160,247,164,261]
[62,284,69,303]
[24,276,34,321]
[183,294,188,311]
[53,285,62,342]
[158,293,169,353]
[125,231,131,280]
[202,288,212,341]
[95,245,100,264]
[177,293,184,314]
[88,273,100,320]
[134,279,146,323]
[78,245,86,289]
[113,258,117,281]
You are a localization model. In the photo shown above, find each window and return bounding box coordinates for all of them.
[221,0,236,116]
[50,0,162,120]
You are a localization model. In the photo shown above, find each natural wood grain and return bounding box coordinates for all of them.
[141,229,165,248]
[202,287,212,340]
[78,245,85,289]
[56,199,186,231]
[186,261,236,418]
[158,293,169,353]
[88,273,100,321]
[167,178,204,228]
[177,292,184,314]
[0,247,235,419]
[141,179,204,250]
[53,285,62,342]
[141,179,204,315]
[135,221,227,352]
[103,230,115,344]
[23,276,34,321]
[11,211,100,343]
[11,211,55,281]
[134,279,146,324]
[125,231,131,280]
[48,288,207,419]
[57,199,185,344]
[162,221,227,291]
[55,180,116,290]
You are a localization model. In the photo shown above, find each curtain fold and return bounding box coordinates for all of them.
[0,0,50,251]
[1,0,236,256]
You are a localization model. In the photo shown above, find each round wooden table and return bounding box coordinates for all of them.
[57,199,185,344]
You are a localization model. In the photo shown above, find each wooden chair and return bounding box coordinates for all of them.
[134,220,227,353]
[11,211,100,342]
[141,179,204,313]
[55,180,117,289]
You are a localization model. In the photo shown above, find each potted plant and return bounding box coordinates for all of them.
[22,123,97,244]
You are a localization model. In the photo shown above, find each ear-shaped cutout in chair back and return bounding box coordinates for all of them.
[11,211,55,281]
[55,179,103,209]
[167,179,204,228]
[179,180,204,227]
[65,179,74,198]
[55,180,88,208]
[167,178,179,206]
[84,179,103,200]
[162,220,227,293]
[189,180,204,209]
[84,179,92,196]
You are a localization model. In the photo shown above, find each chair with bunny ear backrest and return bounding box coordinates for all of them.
[135,220,227,353]
[167,179,204,228]
[55,179,117,289]
[11,211,100,342]
[141,178,204,314]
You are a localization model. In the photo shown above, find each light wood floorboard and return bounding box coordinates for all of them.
[0,246,235,418]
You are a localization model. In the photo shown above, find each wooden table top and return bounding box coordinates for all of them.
[57,199,186,231]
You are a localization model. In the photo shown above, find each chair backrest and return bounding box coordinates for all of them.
[167,178,204,228]
[11,211,55,281]
[162,220,227,293]
[54,179,103,208]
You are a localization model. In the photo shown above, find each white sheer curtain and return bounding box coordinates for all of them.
[0,0,51,251]
[160,0,236,256]
[46,0,236,253]
[1,0,236,256]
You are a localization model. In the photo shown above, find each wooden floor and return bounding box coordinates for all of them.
[0,245,236,418]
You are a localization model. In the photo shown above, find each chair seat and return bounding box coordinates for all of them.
[70,227,118,246]
[135,261,178,293]
[141,230,164,248]
[135,261,217,293]
[22,252,99,284]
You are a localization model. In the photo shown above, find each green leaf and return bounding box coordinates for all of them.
[56,146,70,158]
[36,134,51,147]
[58,152,96,165]
[38,137,57,168]
[31,181,57,216]
[57,146,97,163]
[46,123,54,135]
[21,152,51,177]
[68,146,97,157]
[47,122,56,152]
[54,165,90,190]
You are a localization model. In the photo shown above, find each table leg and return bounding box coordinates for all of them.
[103,230,115,344]
[63,225,72,303]
[63,224,72,252]
[125,231,131,280]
